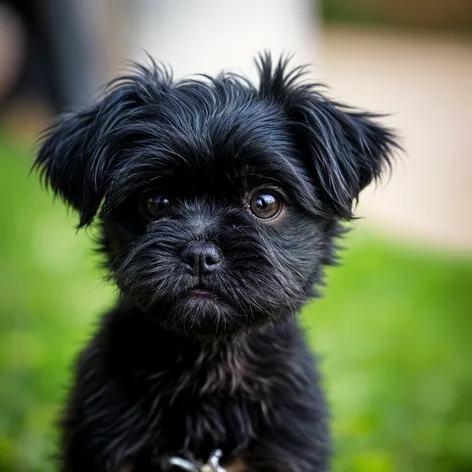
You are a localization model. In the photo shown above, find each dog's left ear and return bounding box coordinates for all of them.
[257,54,401,219]
[289,95,400,219]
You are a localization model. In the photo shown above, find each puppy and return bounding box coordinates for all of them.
[34,53,399,472]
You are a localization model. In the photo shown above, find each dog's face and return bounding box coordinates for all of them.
[35,54,398,336]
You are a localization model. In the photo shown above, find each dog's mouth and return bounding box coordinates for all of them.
[186,281,222,299]
[188,288,216,297]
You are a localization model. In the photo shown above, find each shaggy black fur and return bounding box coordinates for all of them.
[34,53,399,472]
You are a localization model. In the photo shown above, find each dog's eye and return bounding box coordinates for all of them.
[250,192,282,220]
[143,195,171,219]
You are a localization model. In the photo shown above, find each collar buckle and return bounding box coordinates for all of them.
[161,449,226,472]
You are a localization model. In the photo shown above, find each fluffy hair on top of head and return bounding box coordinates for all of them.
[34,52,400,226]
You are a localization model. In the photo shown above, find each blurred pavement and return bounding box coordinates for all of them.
[320,26,472,251]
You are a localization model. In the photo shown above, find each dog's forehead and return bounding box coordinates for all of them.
[140,95,297,187]
[106,87,316,209]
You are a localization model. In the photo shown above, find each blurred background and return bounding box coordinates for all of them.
[0,1,471,471]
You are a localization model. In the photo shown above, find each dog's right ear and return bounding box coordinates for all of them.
[34,105,104,227]
[34,59,173,227]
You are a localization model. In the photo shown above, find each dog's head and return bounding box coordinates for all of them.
[34,54,399,336]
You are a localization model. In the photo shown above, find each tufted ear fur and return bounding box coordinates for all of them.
[33,60,173,227]
[257,53,401,219]
[34,106,105,227]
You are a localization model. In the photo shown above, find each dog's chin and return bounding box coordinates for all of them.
[124,281,288,336]
[166,293,245,336]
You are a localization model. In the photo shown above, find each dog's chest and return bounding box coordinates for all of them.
[102,324,290,468]
[157,392,256,455]
[139,352,271,460]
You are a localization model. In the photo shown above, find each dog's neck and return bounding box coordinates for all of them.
[102,299,299,397]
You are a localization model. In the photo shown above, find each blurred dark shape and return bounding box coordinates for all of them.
[0,0,104,113]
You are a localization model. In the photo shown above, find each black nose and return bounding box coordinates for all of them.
[180,242,222,276]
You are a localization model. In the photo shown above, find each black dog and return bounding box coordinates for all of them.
[34,53,399,472]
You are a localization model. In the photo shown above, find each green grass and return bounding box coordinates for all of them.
[321,0,472,34]
[0,137,471,472]
[302,238,472,472]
